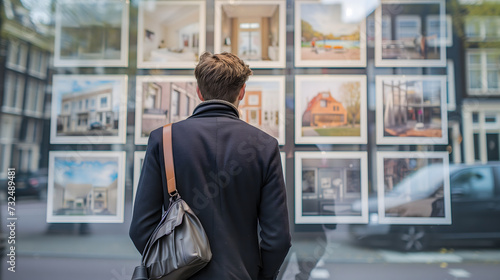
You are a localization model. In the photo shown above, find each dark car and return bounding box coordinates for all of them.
[89,122,103,130]
[349,163,500,251]
[1,169,48,200]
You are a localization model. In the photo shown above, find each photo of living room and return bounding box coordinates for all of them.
[137,1,205,68]
[215,0,285,68]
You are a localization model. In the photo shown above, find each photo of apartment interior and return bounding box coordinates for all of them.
[381,3,442,60]
[301,158,362,217]
[52,180,117,216]
[59,2,123,60]
[382,79,442,137]
[220,4,280,61]
[141,4,200,62]
[57,83,118,136]
[238,82,280,138]
[141,81,198,137]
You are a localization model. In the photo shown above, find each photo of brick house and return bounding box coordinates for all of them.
[296,75,366,144]
[302,91,347,128]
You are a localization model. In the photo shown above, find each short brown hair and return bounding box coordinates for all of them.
[194,52,252,103]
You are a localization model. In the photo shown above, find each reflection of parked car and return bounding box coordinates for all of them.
[0,168,48,200]
[349,163,500,251]
[89,122,103,130]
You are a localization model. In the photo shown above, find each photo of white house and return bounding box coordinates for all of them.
[51,75,127,144]
[137,1,205,68]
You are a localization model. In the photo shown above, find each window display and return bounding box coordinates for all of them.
[214,0,286,68]
[376,152,451,224]
[50,75,128,144]
[295,75,367,144]
[137,1,206,69]
[376,75,448,145]
[47,151,126,223]
[295,151,368,224]
[295,1,367,67]
[54,0,129,67]
[3,0,500,277]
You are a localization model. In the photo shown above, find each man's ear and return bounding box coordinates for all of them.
[196,86,205,101]
[238,84,246,101]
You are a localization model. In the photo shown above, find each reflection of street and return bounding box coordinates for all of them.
[5,200,500,279]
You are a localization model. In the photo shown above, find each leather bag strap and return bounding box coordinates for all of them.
[162,124,177,196]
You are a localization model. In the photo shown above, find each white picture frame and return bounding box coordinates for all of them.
[135,75,199,145]
[376,151,451,225]
[133,151,146,206]
[214,0,286,69]
[54,0,129,67]
[137,1,206,69]
[47,151,126,223]
[50,75,128,144]
[375,0,447,67]
[294,0,367,68]
[376,75,448,145]
[242,76,286,145]
[295,75,367,144]
[295,151,369,224]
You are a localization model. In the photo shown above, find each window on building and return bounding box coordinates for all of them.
[467,50,500,94]
[320,100,327,107]
[185,96,190,116]
[171,90,180,116]
[7,40,28,71]
[465,16,500,41]
[100,96,108,108]
[29,48,48,77]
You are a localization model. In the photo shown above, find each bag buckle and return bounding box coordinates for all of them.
[169,190,179,198]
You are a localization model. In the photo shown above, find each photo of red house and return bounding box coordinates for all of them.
[302,91,347,128]
[296,75,366,144]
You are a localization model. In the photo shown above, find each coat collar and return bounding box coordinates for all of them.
[191,100,240,119]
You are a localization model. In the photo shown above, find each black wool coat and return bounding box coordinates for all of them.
[130,100,291,280]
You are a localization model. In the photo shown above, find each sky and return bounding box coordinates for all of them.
[55,79,123,113]
[54,156,118,188]
[300,0,379,35]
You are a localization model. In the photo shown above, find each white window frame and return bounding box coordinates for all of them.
[466,49,500,95]
[465,16,500,41]
[463,101,500,163]
[7,40,28,72]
